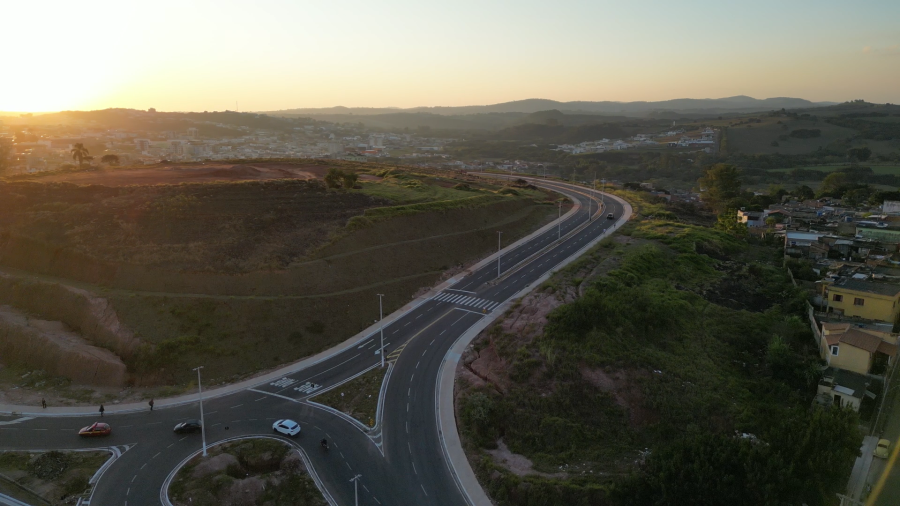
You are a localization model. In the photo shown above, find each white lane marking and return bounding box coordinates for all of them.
[447,288,476,294]
[270,377,297,388]
[439,329,446,335]
[421,484,428,496]
[254,396,266,402]
[131,475,137,483]
[415,314,422,319]
[167,443,174,448]
[140,464,147,470]
[416,361,420,369]
[179,436,188,441]
[408,442,412,454]
[407,403,410,412]
[413,461,417,475]
[229,404,244,409]
[152,452,160,459]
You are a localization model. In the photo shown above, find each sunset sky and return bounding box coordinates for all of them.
[2,0,898,112]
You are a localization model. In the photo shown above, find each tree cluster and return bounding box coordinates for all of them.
[323,168,360,189]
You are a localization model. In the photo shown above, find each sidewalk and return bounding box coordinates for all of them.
[0,182,583,418]
[436,185,633,506]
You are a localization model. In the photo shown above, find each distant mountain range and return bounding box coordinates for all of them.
[263,96,837,118]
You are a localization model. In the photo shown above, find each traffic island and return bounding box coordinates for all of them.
[168,438,326,506]
[0,450,108,505]
[309,366,387,428]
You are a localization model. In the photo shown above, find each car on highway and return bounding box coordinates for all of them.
[273,419,301,437]
[874,439,891,459]
[173,419,203,434]
[607,213,615,219]
[78,422,111,437]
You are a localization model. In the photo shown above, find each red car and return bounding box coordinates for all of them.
[78,422,111,437]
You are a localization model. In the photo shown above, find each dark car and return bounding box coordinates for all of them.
[78,422,111,437]
[173,419,203,434]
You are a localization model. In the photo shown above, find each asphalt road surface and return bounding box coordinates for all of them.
[0,176,626,506]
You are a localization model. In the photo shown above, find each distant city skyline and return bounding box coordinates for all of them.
[1,0,898,112]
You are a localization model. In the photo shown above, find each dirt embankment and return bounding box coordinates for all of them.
[0,272,137,387]
[0,306,126,387]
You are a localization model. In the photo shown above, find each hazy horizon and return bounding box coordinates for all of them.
[2,0,898,113]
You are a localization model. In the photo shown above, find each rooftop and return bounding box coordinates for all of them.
[832,278,900,297]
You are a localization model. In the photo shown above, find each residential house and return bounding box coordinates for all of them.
[820,323,897,375]
[737,209,768,227]
[825,279,900,323]
[816,367,876,411]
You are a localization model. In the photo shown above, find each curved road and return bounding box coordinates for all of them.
[0,176,627,506]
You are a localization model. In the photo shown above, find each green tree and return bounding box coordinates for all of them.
[792,185,815,200]
[100,154,120,165]
[847,147,872,162]
[324,168,344,188]
[341,171,359,189]
[714,209,748,236]
[698,164,742,213]
[70,143,90,166]
[818,172,854,197]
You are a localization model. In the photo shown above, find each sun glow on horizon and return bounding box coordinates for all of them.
[1,0,898,113]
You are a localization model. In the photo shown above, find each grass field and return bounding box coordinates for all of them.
[310,366,387,427]
[767,165,900,174]
[0,165,561,388]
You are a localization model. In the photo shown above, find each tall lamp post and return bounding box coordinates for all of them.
[557,200,562,241]
[350,474,362,506]
[377,294,385,368]
[193,366,208,457]
[496,231,502,278]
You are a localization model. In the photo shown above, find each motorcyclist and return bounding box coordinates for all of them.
[320,438,328,449]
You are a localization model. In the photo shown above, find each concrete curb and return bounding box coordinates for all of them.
[159,435,337,506]
[435,183,632,506]
[0,182,580,417]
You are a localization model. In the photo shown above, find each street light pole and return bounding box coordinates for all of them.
[350,474,362,506]
[377,294,385,368]
[496,231,502,278]
[558,200,562,241]
[193,366,207,457]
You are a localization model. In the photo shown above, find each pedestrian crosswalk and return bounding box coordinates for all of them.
[270,377,297,388]
[294,381,322,395]
[432,291,500,310]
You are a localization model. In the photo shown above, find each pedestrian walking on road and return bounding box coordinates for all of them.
[149,398,154,411]
[99,404,105,417]
[41,398,46,409]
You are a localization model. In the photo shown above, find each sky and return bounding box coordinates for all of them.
[1,0,898,112]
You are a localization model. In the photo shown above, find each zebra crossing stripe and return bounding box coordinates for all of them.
[473,299,490,308]
[448,294,464,303]
[459,296,474,305]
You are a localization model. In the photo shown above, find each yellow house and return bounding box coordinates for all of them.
[820,323,897,376]
[825,279,900,324]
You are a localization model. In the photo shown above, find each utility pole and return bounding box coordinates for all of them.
[193,366,208,456]
[558,200,562,241]
[377,294,385,368]
[350,474,362,506]
[496,231,502,278]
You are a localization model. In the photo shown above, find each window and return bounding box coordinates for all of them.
[854,298,865,306]
[830,345,839,356]
[832,294,843,302]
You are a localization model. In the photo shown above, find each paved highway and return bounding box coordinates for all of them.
[0,176,627,506]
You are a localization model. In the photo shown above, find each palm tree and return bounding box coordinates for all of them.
[71,143,89,166]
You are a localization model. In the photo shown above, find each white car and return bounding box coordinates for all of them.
[273,419,301,437]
